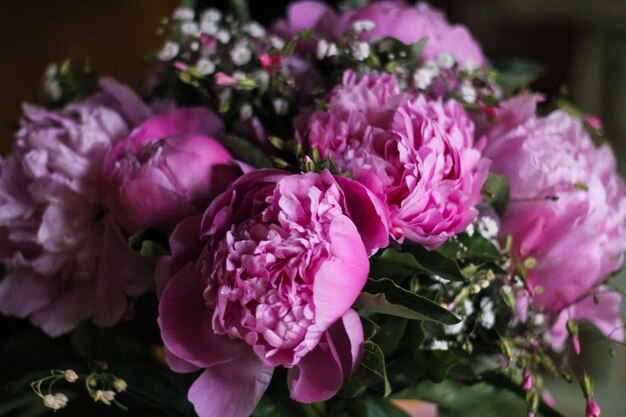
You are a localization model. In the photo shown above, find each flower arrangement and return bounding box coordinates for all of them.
[1,1,624,417]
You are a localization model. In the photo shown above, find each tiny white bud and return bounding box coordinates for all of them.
[316,39,330,60]
[269,35,286,50]
[437,53,455,69]
[459,81,477,103]
[64,369,79,383]
[245,22,266,38]
[113,378,127,393]
[190,41,200,51]
[200,20,219,35]
[45,80,62,101]
[201,8,222,23]
[216,30,231,44]
[172,7,195,21]
[273,98,289,115]
[351,19,376,32]
[239,103,253,120]
[230,43,252,65]
[181,22,200,37]
[351,41,370,61]
[196,58,216,75]
[413,68,437,89]
[158,41,180,61]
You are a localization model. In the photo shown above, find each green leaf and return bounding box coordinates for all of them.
[348,0,370,8]
[370,248,464,282]
[128,228,170,263]
[457,233,502,262]
[339,341,391,398]
[408,37,428,63]
[372,318,407,356]
[361,397,411,417]
[395,380,528,417]
[493,60,544,96]
[357,278,460,325]
[221,134,274,168]
[482,173,510,216]
[413,349,457,383]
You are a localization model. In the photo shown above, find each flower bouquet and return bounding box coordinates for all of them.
[1,1,624,417]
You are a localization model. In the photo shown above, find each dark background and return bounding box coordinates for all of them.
[0,1,625,416]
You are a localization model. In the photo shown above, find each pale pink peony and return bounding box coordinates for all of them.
[157,169,388,417]
[103,108,240,236]
[0,79,153,336]
[485,94,626,345]
[298,70,489,249]
[274,0,486,66]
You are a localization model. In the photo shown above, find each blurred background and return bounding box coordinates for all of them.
[0,1,624,416]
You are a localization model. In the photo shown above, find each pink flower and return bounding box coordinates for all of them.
[274,1,486,66]
[157,169,388,417]
[298,70,489,249]
[0,79,153,336]
[103,108,240,236]
[586,396,601,417]
[260,52,282,73]
[214,72,237,86]
[485,95,626,314]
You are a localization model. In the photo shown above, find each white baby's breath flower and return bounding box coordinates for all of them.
[245,21,266,38]
[477,216,499,240]
[181,22,200,37]
[273,98,289,115]
[45,80,62,101]
[190,41,200,51]
[158,41,180,61]
[465,223,475,236]
[216,30,231,44]
[437,53,455,69]
[461,58,477,73]
[200,20,219,35]
[444,321,465,335]
[269,35,286,50]
[201,8,222,23]
[430,340,450,350]
[351,41,370,61]
[239,103,253,120]
[64,369,79,383]
[459,81,477,103]
[351,19,376,32]
[196,58,216,75]
[230,42,252,65]
[413,68,437,90]
[479,298,495,329]
[172,7,194,21]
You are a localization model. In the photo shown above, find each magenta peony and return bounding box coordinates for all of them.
[274,0,486,65]
[298,70,489,249]
[0,79,153,336]
[485,95,626,342]
[103,108,241,236]
[157,169,388,417]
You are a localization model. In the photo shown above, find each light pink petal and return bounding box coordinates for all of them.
[335,175,389,255]
[158,263,247,368]
[163,346,201,373]
[287,332,344,403]
[188,353,273,417]
[313,215,369,330]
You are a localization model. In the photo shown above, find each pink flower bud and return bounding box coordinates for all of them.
[586,396,601,417]
[523,371,534,391]
[214,71,237,86]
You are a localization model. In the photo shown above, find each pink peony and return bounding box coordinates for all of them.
[274,0,485,66]
[103,108,240,236]
[485,95,626,345]
[0,79,153,336]
[157,169,388,417]
[298,70,489,249]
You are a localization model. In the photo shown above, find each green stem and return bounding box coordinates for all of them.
[229,0,250,23]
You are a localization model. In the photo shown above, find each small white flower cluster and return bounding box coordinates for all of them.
[42,393,69,411]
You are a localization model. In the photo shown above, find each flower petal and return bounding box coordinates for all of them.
[158,263,247,368]
[188,353,273,417]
